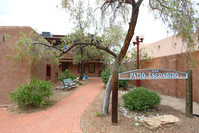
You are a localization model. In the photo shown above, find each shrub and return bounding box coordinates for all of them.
[119,80,128,89]
[101,68,128,88]
[9,78,53,108]
[58,69,76,81]
[101,68,110,84]
[78,82,83,85]
[122,87,161,111]
[70,75,76,80]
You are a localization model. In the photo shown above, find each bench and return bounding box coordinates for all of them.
[56,78,78,91]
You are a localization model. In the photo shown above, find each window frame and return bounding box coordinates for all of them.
[88,63,95,73]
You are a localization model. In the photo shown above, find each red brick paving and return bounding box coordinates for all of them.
[0,78,103,133]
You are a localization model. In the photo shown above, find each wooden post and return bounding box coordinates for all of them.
[186,70,193,117]
[112,71,118,124]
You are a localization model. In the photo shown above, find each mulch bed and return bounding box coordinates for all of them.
[80,89,199,133]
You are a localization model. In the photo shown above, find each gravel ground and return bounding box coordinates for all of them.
[160,95,199,115]
[80,89,199,133]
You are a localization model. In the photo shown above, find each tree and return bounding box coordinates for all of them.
[61,1,100,80]
[91,0,199,115]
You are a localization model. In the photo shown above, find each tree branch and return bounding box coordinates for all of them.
[59,42,117,58]
[149,0,184,14]
[102,0,135,7]
[32,41,117,58]
[135,0,143,9]
[32,42,64,52]
[117,0,143,64]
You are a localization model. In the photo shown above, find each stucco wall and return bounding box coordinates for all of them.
[0,26,33,104]
[0,26,57,104]
[129,52,199,103]
[31,58,58,83]
[128,35,198,58]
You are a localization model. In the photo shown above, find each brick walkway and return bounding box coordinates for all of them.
[0,78,103,133]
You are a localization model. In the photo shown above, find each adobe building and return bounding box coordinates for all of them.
[43,32,106,77]
[0,26,58,104]
[128,35,199,103]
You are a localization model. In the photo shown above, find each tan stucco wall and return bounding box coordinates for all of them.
[127,35,198,58]
[31,58,58,83]
[0,26,58,104]
[129,52,199,103]
[0,26,33,104]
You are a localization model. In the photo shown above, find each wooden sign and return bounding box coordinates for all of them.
[119,69,188,80]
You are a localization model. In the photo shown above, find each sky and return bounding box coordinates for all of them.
[0,0,173,44]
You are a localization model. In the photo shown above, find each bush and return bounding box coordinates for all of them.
[78,82,83,85]
[101,68,110,84]
[119,80,128,89]
[101,68,128,88]
[58,69,76,81]
[122,87,161,111]
[9,78,53,108]
[69,75,76,80]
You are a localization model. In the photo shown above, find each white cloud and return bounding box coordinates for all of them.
[0,0,171,43]
[1,0,73,35]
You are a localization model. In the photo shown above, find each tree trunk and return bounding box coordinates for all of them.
[101,58,121,115]
[79,46,84,80]
[79,60,84,80]
[101,74,113,115]
[101,2,141,115]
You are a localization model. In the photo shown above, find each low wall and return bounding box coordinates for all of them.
[129,52,199,103]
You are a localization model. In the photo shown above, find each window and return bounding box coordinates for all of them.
[78,63,85,73]
[2,36,5,43]
[89,63,95,73]
[62,62,68,72]
[158,45,160,50]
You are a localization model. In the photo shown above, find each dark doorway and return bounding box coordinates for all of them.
[46,64,51,80]
[62,62,69,72]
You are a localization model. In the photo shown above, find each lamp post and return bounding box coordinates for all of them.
[133,36,144,87]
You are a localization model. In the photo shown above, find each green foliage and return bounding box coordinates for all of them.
[61,1,103,66]
[58,69,76,81]
[70,75,76,80]
[101,68,128,88]
[122,87,161,111]
[101,68,110,84]
[121,48,152,71]
[78,82,83,85]
[13,32,59,66]
[150,0,199,68]
[118,80,128,89]
[95,112,103,117]
[9,78,53,108]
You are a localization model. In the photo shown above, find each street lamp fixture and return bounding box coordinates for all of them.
[133,36,144,87]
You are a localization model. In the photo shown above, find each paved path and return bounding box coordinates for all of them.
[0,78,103,133]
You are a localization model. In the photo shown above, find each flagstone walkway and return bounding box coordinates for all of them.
[0,78,103,133]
